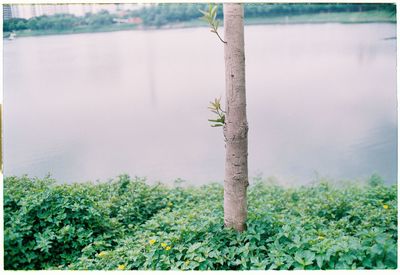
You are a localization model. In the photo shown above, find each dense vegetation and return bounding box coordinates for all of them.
[4,175,397,270]
[3,10,115,33]
[133,3,395,26]
[3,3,396,34]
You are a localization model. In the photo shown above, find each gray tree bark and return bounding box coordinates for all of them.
[223,3,248,232]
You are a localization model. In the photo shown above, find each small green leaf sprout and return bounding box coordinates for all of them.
[199,4,226,44]
[208,97,225,127]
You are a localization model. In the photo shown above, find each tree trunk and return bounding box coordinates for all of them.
[223,3,248,232]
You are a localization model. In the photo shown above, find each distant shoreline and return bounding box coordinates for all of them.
[4,11,396,39]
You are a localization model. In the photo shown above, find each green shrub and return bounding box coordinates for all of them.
[4,175,171,270]
[70,181,397,270]
[4,176,397,270]
[368,173,385,187]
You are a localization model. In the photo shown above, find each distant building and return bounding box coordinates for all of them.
[68,3,93,17]
[4,3,143,20]
[3,4,12,20]
[3,4,25,19]
[14,5,37,19]
[36,4,69,16]
[4,4,37,19]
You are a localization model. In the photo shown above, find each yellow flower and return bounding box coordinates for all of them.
[149,239,156,245]
[161,242,167,248]
[167,202,173,207]
[165,246,171,251]
[117,264,126,270]
[185,260,190,265]
[383,204,389,209]
[317,235,325,240]
[98,251,107,258]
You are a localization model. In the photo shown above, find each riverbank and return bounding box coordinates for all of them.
[244,10,396,25]
[3,10,395,39]
[3,23,139,38]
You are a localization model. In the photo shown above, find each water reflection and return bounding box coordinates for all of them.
[145,32,157,106]
[3,23,397,185]
[347,122,397,183]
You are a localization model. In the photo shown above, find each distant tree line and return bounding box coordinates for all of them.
[127,3,209,27]
[244,3,396,17]
[3,10,114,32]
[3,3,395,32]
[128,3,395,26]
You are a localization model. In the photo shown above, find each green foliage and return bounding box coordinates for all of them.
[243,3,395,18]
[23,14,80,31]
[86,10,114,28]
[130,3,209,27]
[4,176,397,270]
[199,4,225,43]
[199,4,219,29]
[5,3,394,34]
[3,11,115,33]
[130,3,395,27]
[368,173,385,187]
[3,18,29,32]
[4,175,171,270]
[208,97,225,127]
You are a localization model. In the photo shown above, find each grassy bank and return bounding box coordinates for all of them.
[3,23,139,38]
[4,10,395,39]
[4,175,397,270]
[244,10,396,25]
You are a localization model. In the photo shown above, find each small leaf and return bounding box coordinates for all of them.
[198,9,207,16]
[316,255,324,269]
[212,5,218,16]
[212,7,217,21]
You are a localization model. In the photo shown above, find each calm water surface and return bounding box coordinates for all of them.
[3,24,397,185]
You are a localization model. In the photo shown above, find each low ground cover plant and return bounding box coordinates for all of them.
[4,175,397,270]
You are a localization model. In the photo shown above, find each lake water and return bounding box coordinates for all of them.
[3,23,397,186]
